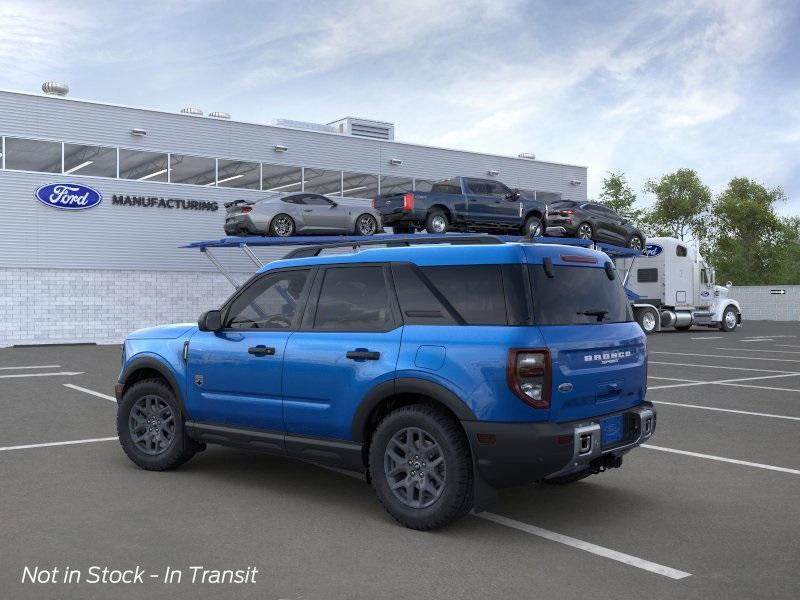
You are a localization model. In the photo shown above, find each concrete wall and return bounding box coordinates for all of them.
[730,285,800,322]
[0,268,234,346]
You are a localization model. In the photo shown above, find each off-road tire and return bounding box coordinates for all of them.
[117,378,197,471]
[369,404,473,530]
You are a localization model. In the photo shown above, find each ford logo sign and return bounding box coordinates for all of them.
[641,243,663,257]
[35,183,102,210]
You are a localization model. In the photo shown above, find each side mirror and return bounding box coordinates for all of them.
[329,200,338,208]
[505,188,521,201]
[198,310,222,332]
[726,281,732,288]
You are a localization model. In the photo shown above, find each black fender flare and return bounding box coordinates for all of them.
[351,378,476,442]
[119,355,186,411]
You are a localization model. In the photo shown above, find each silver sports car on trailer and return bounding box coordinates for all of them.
[224,192,383,237]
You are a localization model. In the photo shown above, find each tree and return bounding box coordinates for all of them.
[642,169,711,241]
[707,178,788,285]
[598,171,640,220]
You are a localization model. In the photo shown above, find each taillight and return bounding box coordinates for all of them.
[560,209,576,216]
[371,198,377,209]
[507,349,551,409]
[402,193,414,212]
[241,207,252,213]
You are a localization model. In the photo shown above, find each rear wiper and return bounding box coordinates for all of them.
[577,309,609,322]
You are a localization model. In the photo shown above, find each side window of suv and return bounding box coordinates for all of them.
[225,269,310,330]
[313,266,395,331]
[420,265,507,325]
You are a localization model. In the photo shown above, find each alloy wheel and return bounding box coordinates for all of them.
[430,215,447,233]
[129,395,176,456]
[527,220,543,237]
[725,310,737,329]
[629,236,643,250]
[384,427,446,509]
[358,215,377,236]
[578,223,593,239]
[273,215,293,236]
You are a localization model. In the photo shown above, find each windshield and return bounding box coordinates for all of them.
[529,265,633,325]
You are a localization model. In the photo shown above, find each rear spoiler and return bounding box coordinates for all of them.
[223,199,256,210]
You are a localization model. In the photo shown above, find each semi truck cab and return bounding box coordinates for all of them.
[616,237,742,333]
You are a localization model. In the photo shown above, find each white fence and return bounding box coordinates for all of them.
[730,285,800,321]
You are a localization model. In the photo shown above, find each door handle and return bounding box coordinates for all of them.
[303,209,313,212]
[346,350,381,360]
[248,345,276,356]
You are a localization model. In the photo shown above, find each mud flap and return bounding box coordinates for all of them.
[470,460,498,514]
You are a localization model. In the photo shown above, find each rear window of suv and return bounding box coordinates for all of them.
[529,265,632,325]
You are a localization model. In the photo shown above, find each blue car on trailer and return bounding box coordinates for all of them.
[115,234,656,529]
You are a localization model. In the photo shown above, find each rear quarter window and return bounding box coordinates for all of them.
[529,264,632,325]
[417,265,507,325]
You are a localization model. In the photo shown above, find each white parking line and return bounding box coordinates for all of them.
[476,512,691,580]
[739,338,774,342]
[690,336,724,340]
[0,436,118,453]
[716,347,800,354]
[649,361,798,374]
[0,371,85,379]
[642,444,800,476]
[63,383,116,402]
[647,372,800,390]
[0,364,61,371]
[776,344,800,349]
[651,351,800,363]
[651,401,800,421]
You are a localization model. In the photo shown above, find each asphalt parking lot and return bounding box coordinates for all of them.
[2,321,799,600]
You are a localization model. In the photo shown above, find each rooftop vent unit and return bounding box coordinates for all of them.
[208,111,231,119]
[269,119,337,134]
[518,152,536,160]
[328,117,395,141]
[42,82,69,96]
[180,106,203,116]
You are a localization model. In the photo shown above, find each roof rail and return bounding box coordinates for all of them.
[282,233,505,259]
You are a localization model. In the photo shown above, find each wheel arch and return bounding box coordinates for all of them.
[427,204,452,220]
[524,208,543,221]
[119,355,186,413]
[352,378,477,462]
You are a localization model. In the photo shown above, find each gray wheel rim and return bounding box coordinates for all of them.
[725,310,737,329]
[578,224,592,239]
[129,395,175,456]
[273,215,293,236]
[358,215,376,235]
[527,219,542,236]
[384,427,446,509]
[629,236,643,250]
[642,311,656,332]
[430,215,447,233]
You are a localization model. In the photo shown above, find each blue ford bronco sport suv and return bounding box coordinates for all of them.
[116,235,655,530]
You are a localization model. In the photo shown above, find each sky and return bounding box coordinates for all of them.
[1,0,799,213]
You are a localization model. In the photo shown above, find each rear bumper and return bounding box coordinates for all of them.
[378,208,423,226]
[224,215,267,236]
[462,403,656,488]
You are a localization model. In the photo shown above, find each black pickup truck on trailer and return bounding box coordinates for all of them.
[372,177,547,236]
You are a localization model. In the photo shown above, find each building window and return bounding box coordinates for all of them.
[262,164,302,192]
[379,175,413,195]
[217,159,260,189]
[413,178,436,192]
[170,154,216,186]
[119,149,169,182]
[63,144,117,177]
[4,137,61,173]
[341,172,379,198]
[304,168,342,196]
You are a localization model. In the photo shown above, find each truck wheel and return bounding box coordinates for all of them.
[523,215,543,237]
[269,214,295,237]
[117,378,197,471]
[635,308,657,334]
[369,404,473,530]
[424,210,449,234]
[720,306,738,332]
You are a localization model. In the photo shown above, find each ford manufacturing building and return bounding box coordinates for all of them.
[0,84,588,347]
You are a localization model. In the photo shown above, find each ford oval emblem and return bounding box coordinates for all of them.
[558,382,573,393]
[35,183,102,210]
[641,244,663,257]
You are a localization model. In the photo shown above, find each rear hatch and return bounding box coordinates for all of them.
[527,260,646,423]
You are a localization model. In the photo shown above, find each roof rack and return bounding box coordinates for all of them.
[183,232,639,289]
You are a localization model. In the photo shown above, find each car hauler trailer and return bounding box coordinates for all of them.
[615,237,742,334]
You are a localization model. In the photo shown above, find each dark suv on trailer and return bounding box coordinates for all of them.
[116,236,655,530]
[547,200,645,249]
